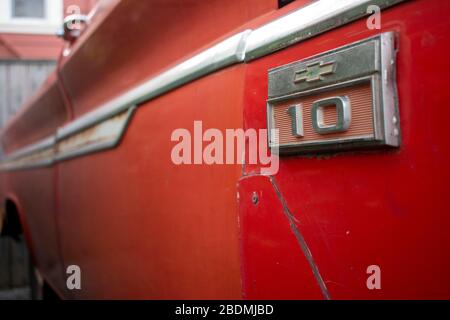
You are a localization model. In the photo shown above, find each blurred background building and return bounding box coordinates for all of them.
[0,0,98,298]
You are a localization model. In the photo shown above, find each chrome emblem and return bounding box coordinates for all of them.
[294,60,336,83]
[267,32,400,155]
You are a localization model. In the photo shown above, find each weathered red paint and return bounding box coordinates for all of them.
[1,0,450,299]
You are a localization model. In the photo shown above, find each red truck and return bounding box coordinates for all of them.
[1,0,449,299]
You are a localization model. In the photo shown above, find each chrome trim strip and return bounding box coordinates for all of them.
[245,0,407,61]
[7,135,55,161]
[0,158,54,172]
[56,106,135,162]
[379,32,400,147]
[0,144,55,171]
[0,107,135,171]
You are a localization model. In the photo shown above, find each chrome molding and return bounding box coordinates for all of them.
[6,136,56,161]
[245,0,407,61]
[0,0,408,170]
[0,107,135,171]
[56,107,135,162]
[0,144,55,172]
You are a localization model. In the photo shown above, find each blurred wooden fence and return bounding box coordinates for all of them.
[0,60,55,290]
[0,60,56,130]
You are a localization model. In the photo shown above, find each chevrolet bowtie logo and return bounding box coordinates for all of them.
[294,60,336,83]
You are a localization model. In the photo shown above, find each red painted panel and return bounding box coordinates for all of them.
[238,175,324,299]
[56,66,245,299]
[241,0,450,299]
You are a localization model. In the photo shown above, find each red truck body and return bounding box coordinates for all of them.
[1,0,449,299]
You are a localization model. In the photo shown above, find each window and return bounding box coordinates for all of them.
[0,0,62,34]
[12,0,45,19]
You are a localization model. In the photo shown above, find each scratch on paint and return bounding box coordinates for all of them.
[268,176,331,300]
